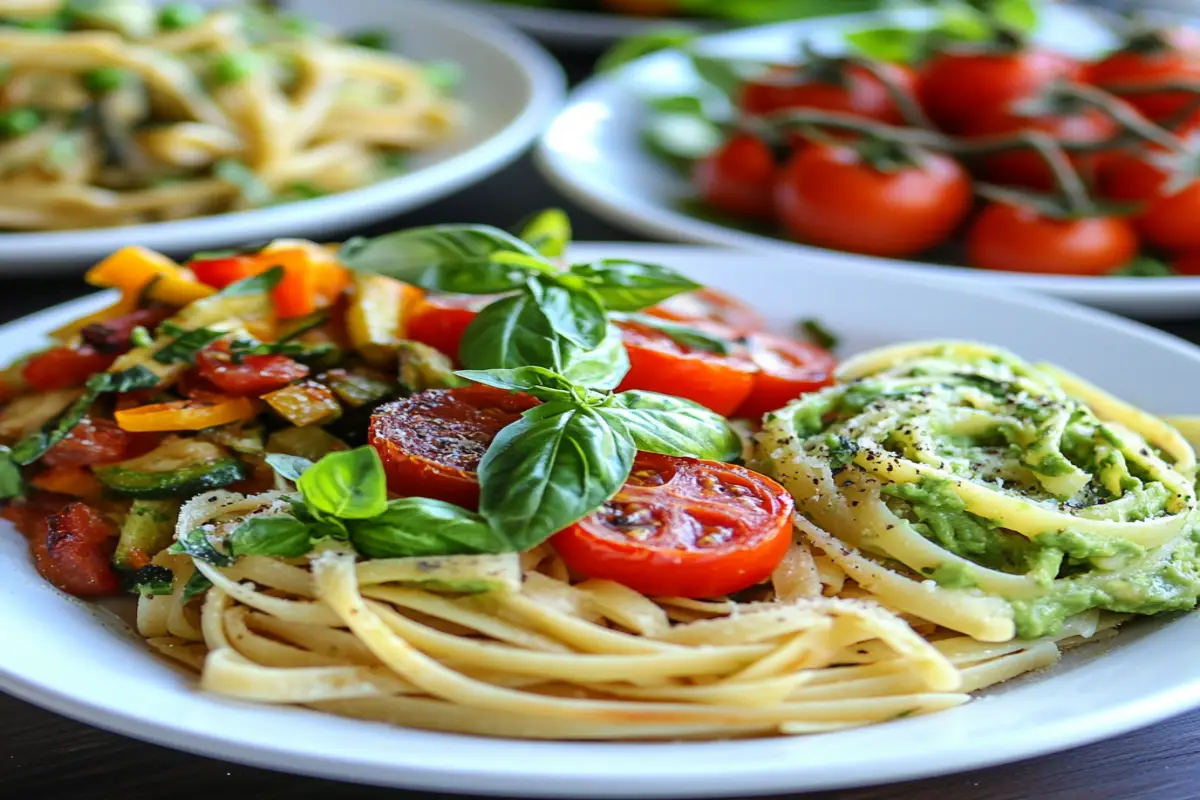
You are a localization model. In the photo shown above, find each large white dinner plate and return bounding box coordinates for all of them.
[447,1,721,47]
[0,0,564,273]
[3,243,1200,795]
[536,6,1200,318]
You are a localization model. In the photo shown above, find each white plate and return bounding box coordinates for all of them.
[447,1,720,47]
[0,0,565,273]
[536,6,1200,318]
[4,243,1200,797]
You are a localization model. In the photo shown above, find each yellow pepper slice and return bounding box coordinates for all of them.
[114,398,258,432]
[85,245,215,308]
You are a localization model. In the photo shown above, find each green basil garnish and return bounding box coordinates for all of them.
[127,564,175,597]
[265,453,314,483]
[569,260,701,312]
[296,446,388,520]
[611,312,734,355]
[229,516,314,558]
[153,327,225,365]
[348,498,509,558]
[596,390,743,462]
[218,265,284,297]
[169,528,235,566]
[516,208,571,258]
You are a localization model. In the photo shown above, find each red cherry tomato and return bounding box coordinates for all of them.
[1172,251,1200,275]
[774,142,972,258]
[550,453,795,599]
[966,203,1139,275]
[42,417,133,468]
[739,63,918,125]
[29,502,121,597]
[194,341,310,397]
[22,346,116,392]
[369,386,538,509]
[616,319,756,416]
[406,293,499,362]
[692,134,778,221]
[962,101,1119,191]
[918,49,1081,134]
[1086,29,1200,122]
[646,287,766,333]
[735,333,837,420]
[187,255,258,289]
[1098,146,1200,253]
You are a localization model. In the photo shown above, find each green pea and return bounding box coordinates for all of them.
[348,29,390,50]
[158,2,205,31]
[82,66,129,94]
[212,52,259,85]
[0,108,43,138]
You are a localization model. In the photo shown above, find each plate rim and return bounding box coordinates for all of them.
[0,0,567,270]
[5,244,1200,796]
[534,7,1200,312]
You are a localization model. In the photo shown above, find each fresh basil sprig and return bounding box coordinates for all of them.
[153,327,225,365]
[516,208,571,258]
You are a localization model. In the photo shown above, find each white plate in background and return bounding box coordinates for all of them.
[4,243,1200,796]
[537,6,1200,318]
[0,0,565,272]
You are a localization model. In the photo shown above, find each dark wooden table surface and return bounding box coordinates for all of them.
[5,29,1200,800]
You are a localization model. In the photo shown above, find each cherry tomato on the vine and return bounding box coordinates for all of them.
[774,141,972,258]
[1098,143,1200,253]
[966,203,1139,275]
[1086,29,1200,122]
[692,134,778,221]
[738,62,918,125]
[550,453,795,599]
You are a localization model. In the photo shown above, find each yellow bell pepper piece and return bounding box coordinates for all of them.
[114,398,258,432]
[85,245,215,308]
[346,273,421,366]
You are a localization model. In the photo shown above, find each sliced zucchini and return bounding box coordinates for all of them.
[113,499,180,570]
[398,340,467,393]
[95,438,245,499]
[320,368,393,408]
[0,389,80,441]
[346,273,411,366]
[266,426,348,461]
[200,422,266,455]
[262,380,342,427]
[354,553,521,594]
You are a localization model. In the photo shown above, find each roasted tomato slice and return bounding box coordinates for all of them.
[646,287,766,333]
[551,453,795,599]
[735,333,837,420]
[406,293,499,362]
[369,386,538,508]
[194,341,310,396]
[22,345,116,391]
[616,320,756,416]
[43,417,133,467]
[30,501,121,597]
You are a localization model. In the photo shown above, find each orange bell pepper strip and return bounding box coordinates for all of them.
[114,398,258,432]
[29,466,103,500]
[86,246,214,309]
[187,245,350,319]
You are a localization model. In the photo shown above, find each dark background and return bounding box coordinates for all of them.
[4,24,1200,800]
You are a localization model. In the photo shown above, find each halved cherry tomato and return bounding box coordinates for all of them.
[1086,28,1200,122]
[918,49,1081,135]
[187,255,258,289]
[616,319,756,416]
[22,346,115,391]
[550,453,795,599]
[1173,251,1200,275]
[962,100,1119,191]
[43,417,132,468]
[774,142,972,258]
[735,333,837,420]
[30,501,121,597]
[1098,138,1200,253]
[739,63,918,125]
[692,134,778,221]
[369,386,538,508]
[406,293,499,362]
[646,287,766,333]
[966,203,1139,275]
[194,341,310,396]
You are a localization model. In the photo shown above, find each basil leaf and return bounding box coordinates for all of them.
[169,528,235,566]
[229,516,313,557]
[219,265,284,297]
[128,564,174,597]
[455,366,580,402]
[612,312,733,355]
[12,390,96,465]
[516,208,571,257]
[338,224,545,293]
[85,365,160,393]
[559,323,631,391]
[297,446,388,520]
[844,27,923,63]
[478,405,634,550]
[182,570,213,600]
[799,318,839,350]
[595,28,696,73]
[568,260,700,312]
[1111,257,1175,278]
[153,327,225,365]
[992,0,1038,33]
[459,292,559,371]
[599,390,742,462]
[536,283,607,350]
[0,446,23,499]
[215,159,273,207]
[348,497,511,558]
[643,112,724,163]
[265,453,314,483]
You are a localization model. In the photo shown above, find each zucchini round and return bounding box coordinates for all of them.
[96,456,246,499]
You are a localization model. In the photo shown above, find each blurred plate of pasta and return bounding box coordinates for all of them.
[0,0,565,270]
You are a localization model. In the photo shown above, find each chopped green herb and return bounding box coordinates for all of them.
[211,52,261,85]
[799,318,839,350]
[82,66,129,94]
[348,28,390,50]
[0,108,42,138]
[158,2,205,31]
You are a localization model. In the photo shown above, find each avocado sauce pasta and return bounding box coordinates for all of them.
[0,0,462,230]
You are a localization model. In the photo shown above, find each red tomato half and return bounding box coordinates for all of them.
[30,502,121,597]
[551,453,795,599]
[692,134,778,221]
[918,49,1081,135]
[735,333,837,420]
[966,203,1139,275]
[194,341,310,396]
[42,417,133,468]
[22,346,116,392]
[406,294,499,362]
[739,63,918,125]
[369,386,538,509]
[616,320,756,416]
[1086,29,1200,122]
[646,287,766,333]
